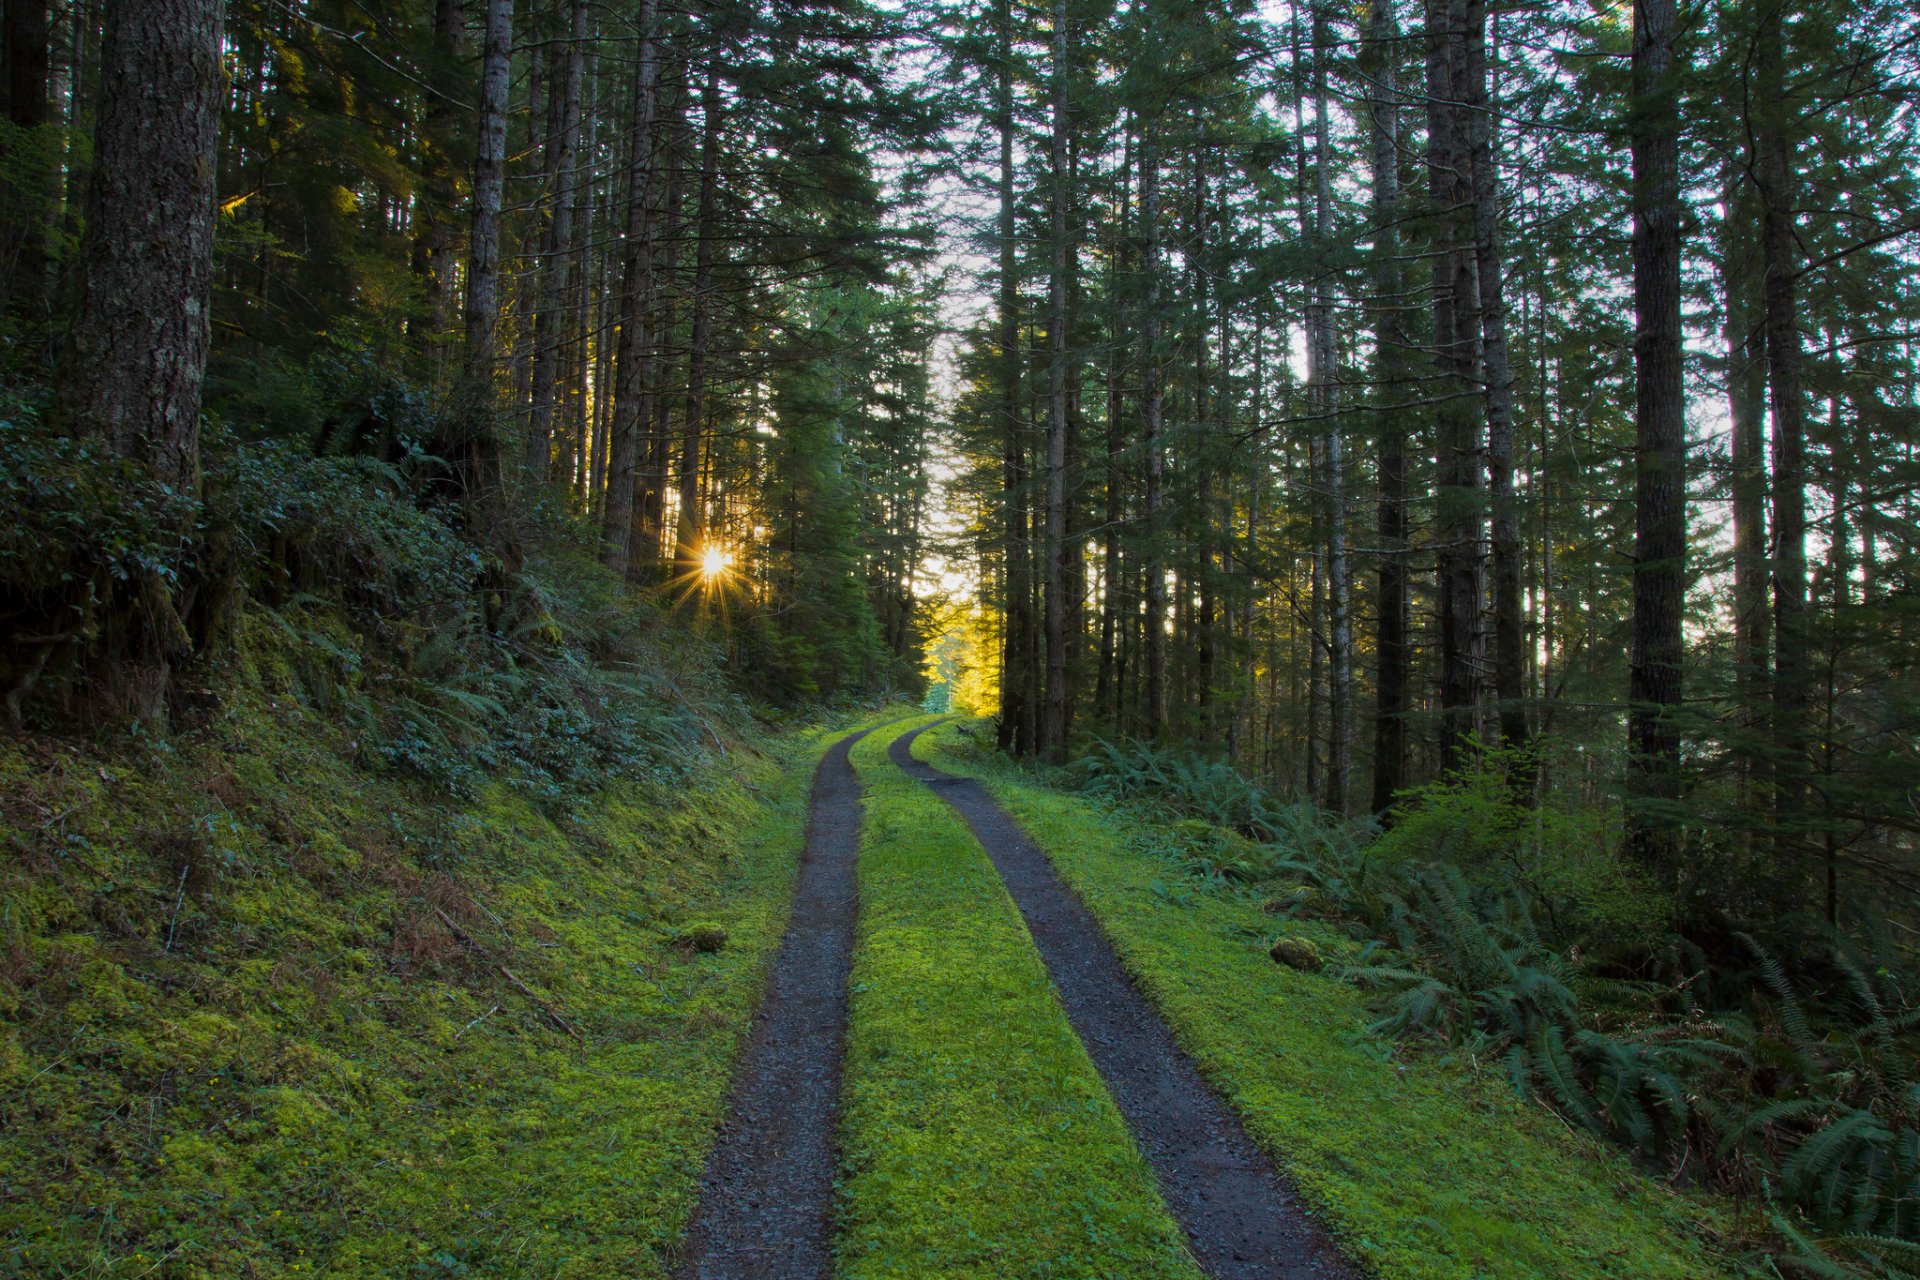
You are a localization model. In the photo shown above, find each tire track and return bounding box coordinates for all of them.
[890,722,1356,1280]
[676,727,873,1280]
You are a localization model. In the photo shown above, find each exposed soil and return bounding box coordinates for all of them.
[892,723,1358,1280]
[675,727,874,1280]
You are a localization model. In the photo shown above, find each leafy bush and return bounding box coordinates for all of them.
[1368,754,1670,951]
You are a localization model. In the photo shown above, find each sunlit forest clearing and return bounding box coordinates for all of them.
[1,0,1916,1276]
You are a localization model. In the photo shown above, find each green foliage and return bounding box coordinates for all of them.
[0,396,198,607]
[1063,726,1920,1277]
[739,296,899,705]
[1077,737,1316,842]
[1369,753,1670,949]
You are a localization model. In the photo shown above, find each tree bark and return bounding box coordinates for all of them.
[1755,0,1809,851]
[1140,125,1168,740]
[994,0,1030,753]
[1427,0,1484,774]
[1470,1,1527,762]
[1719,160,1770,806]
[1626,0,1687,870]
[459,0,514,477]
[676,55,723,575]
[1367,0,1411,815]
[56,0,222,491]
[1041,0,1072,758]
[599,0,663,576]
[524,0,589,478]
[1307,8,1351,812]
[52,0,224,721]
[1096,123,1132,720]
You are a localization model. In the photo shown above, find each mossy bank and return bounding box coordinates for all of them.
[0,621,874,1278]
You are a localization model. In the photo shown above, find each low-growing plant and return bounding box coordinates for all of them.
[1067,734,1920,1277]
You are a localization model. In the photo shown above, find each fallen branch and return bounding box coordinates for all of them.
[434,905,581,1039]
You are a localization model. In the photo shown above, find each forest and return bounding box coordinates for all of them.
[1,0,1917,1277]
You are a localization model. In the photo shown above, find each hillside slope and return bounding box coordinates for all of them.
[0,630,868,1278]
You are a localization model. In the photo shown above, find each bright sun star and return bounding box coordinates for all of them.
[701,546,729,580]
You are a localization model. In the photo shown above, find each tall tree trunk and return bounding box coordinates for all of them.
[1140,125,1168,740]
[1367,0,1411,815]
[676,56,723,574]
[1096,125,1131,718]
[1041,0,1072,758]
[1427,0,1484,775]
[1626,0,1687,870]
[459,0,514,515]
[524,0,589,477]
[639,76,689,572]
[1754,0,1808,854]
[57,0,221,487]
[2,0,51,321]
[565,51,598,494]
[599,0,662,576]
[994,0,1029,753]
[52,0,223,721]
[1719,160,1770,815]
[1470,1,1527,763]
[1307,9,1351,811]
[417,0,467,372]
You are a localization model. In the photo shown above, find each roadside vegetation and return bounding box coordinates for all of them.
[0,666,870,1277]
[911,718,1743,1280]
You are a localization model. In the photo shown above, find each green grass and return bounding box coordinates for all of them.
[835,717,1204,1280]
[0,644,884,1279]
[911,718,1742,1280]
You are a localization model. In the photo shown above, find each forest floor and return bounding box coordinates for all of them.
[682,714,1743,1280]
[2,703,1747,1278]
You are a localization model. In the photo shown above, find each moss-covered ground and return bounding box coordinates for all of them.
[0,647,881,1278]
[835,717,1205,1280]
[907,718,1742,1280]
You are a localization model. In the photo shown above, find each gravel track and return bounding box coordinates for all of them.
[891,722,1357,1280]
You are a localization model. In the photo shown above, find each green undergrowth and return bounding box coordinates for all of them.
[914,718,1741,1280]
[836,717,1204,1280]
[0,664,873,1278]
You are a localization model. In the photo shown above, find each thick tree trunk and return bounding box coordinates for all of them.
[1427,0,1484,774]
[1367,0,1411,815]
[1626,0,1687,870]
[53,0,224,721]
[459,0,514,495]
[524,0,589,478]
[56,0,221,490]
[1041,0,1072,758]
[599,0,663,577]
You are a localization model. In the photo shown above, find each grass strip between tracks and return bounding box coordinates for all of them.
[834,716,1205,1280]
